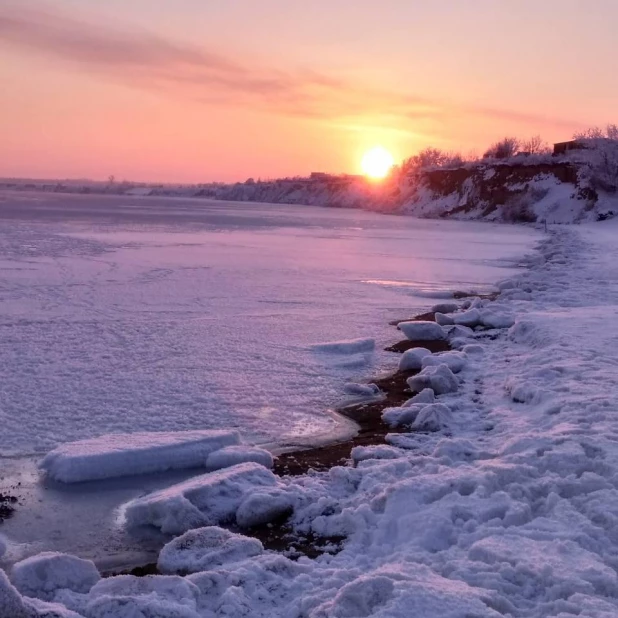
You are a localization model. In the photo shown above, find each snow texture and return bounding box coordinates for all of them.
[397,347,431,371]
[397,321,446,341]
[157,527,263,575]
[40,430,240,483]
[11,552,100,602]
[407,363,459,395]
[124,462,278,534]
[421,351,467,373]
[0,193,538,456]
[206,445,273,470]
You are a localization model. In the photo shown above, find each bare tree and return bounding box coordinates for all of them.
[520,135,551,155]
[483,137,520,160]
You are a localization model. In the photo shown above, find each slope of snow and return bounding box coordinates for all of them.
[39,430,240,483]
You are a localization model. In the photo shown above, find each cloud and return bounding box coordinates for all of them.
[0,1,579,132]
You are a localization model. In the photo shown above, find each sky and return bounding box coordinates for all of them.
[1,0,617,183]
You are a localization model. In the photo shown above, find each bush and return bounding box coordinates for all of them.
[573,124,618,141]
[483,137,520,160]
[520,135,551,155]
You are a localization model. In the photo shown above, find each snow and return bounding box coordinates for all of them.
[452,308,482,327]
[157,527,263,575]
[0,192,537,457]
[11,552,100,602]
[412,403,453,432]
[397,321,446,341]
[406,388,435,405]
[421,351,467,373]
[206,445,273,470]
[434,311,454,325]
[407,363,459,395]
[87,575,201,618]
[397,346,431,371]
[8,220,618,614]
[39,430,241,483]
[124,462,279,534]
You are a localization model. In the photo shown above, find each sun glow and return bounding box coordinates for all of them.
[361,146,394,179]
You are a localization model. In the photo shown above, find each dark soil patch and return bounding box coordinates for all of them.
[0,494,17,522]
[453,290,500,301]
[385,339,451,354]
[389,311,436,326]
[274,368,419,476]
[248,519,345,559]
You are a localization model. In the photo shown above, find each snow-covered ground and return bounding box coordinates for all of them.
[0,191,538,456]
[4,192,618,615]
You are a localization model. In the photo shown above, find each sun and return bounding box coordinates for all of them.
[361,146,394,179]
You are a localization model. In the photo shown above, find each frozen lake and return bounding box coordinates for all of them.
[0,191,541,456]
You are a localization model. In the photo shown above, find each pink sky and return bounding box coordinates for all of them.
[1,0,617,183]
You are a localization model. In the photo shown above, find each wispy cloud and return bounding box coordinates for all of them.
[0,1,578,132]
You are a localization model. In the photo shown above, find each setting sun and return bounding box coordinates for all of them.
[361,147,395,179]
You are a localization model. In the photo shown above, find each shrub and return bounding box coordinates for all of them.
[520,135,551,155]
[483,137,520,160]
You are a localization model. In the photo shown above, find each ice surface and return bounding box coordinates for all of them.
[310,338,375,354]
[157,527,263,574]
[206,445,273,470]
[397,321,446,341]
[0,192,539,455]
[124,462,278,534]
[39,430,240,483]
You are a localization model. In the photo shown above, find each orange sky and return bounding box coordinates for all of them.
[1,0,617,182]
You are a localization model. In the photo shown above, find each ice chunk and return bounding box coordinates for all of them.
[382,405,423,428]
[434,312,454,326]
[407,364,459,395]
[398,347,432,371]
[463,343,484,355]
[405,388,435,405]
[157,527,263,574]
[397,321,446,341]
[0,535,6,559]
[421,351,467,374]
[480,309,515,329]
[446,324,475,340]
[452,308,482,327]
[236,489,294,528]
[412,403,452,432]
[431,302,459,314]
[0,569,30,618]
[11,552,100,602]
[124,462,278,534]
[343,383,380,397]
[206,445,273,470]
[87,574,200,618]
[40,430,240,483]
[310,338,375,354]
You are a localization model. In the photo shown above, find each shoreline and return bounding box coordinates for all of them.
[0,290,496,576]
